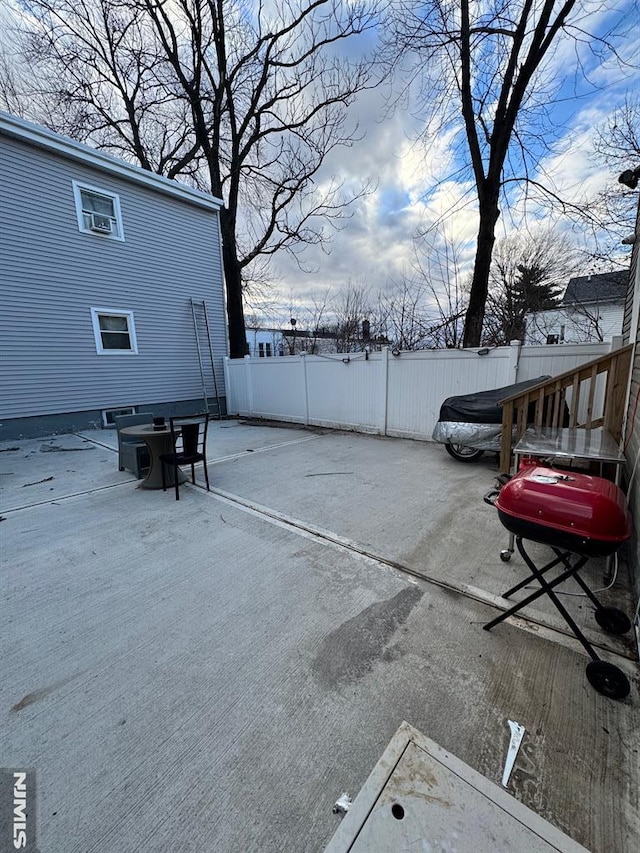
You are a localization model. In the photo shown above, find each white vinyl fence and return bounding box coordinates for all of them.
[224,340,619,441]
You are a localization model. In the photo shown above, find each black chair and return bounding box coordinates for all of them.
[114,412,153,478]
[159,414,210,500]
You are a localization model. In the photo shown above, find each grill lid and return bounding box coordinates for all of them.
[495,466,631,545]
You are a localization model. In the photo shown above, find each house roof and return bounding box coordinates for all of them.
[562,270,629,306]
[0,111,223,212]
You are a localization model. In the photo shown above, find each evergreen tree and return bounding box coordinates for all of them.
[483,232,574,346]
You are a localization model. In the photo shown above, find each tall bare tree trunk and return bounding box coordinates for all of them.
[464,190,500,347]
[387,0,585,349]
[6,0,375,358]
[219,208,247,358]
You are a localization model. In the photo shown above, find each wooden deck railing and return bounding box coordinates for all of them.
[499,344,633,473]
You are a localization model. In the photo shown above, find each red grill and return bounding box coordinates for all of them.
[493,465,631,557]
[484,465,633,700]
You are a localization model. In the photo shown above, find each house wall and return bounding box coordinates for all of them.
[622,196,640,616]
[246,328,284,357]
[628,314,640,605]
[0,132,227,439]
[525,304,624,344]
[622,279,634,343]
[224,341,613,441]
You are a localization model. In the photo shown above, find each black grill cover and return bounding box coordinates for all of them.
[437,376,552,424]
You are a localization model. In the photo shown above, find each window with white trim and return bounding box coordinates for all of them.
[90,308,138,354]
[73,181,124,240]
[258,342,272,357]
[102,406,136,427]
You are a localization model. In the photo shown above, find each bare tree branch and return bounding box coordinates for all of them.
[384,0,634,346]
[3,0,379,356]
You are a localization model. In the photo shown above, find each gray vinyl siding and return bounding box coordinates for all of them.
[624,201,640,599]
[626,312,639,602]
[622,281,634,343]
[622,202,639,345]
[627,320,640,598]
[1,134,227,420]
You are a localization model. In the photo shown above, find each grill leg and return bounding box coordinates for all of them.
[501,550,568,599]
[548,549,632,635]
[568,568,604,608]
[518,548,598,661]
[484,541,589,633]
[484,539,598,661]
[485,538,631,699]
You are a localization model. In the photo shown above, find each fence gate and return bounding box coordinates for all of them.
[190,298,222,417]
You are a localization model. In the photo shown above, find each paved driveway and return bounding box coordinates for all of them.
[1,421,638,852]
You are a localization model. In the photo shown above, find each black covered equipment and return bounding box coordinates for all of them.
[437,376,552,424]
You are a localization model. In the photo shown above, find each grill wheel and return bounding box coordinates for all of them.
[594,606,632,635]
[586,661,630,700]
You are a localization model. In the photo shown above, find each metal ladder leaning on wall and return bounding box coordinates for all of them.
[190,298,222,418]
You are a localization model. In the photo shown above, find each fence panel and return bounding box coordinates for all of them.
[305,354,382,431]
[518,343,610,424]
[517,343,609,381]
[224,358,250,415]
[385,349,513,439]
[248,356,308,422]
[225,341,615,440]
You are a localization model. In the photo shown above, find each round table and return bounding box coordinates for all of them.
[120,424,187,489]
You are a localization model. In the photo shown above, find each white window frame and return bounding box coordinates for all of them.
[73,181,125,241]
[90,308,138,355]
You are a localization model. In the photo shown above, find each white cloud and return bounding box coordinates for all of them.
[266,1,640,315]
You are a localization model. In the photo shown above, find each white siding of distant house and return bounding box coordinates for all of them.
[525,304,624,344]
[246,328,284,358]
[0,132,227,420]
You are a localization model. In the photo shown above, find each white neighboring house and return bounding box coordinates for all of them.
[245,327,286,357]
[525,270,628,345]
[245,326,345,356]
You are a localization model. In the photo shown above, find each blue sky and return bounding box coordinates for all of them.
[264,0,640,323]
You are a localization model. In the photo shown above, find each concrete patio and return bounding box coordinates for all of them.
[2,420,638,852]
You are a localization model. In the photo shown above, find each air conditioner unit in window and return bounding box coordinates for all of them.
[90,213,113,234]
